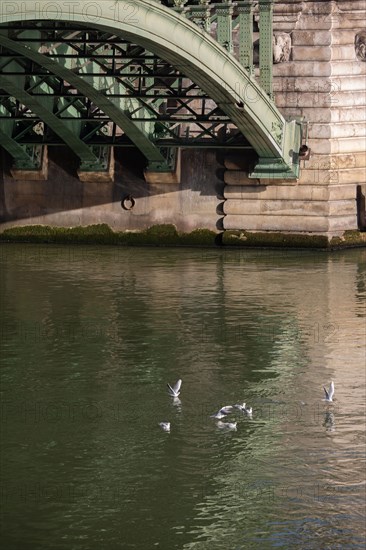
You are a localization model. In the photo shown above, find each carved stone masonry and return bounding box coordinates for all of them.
[355,30,366,61]
[253,33,292,64]
[273,33,291,63]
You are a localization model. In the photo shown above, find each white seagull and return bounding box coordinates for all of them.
[159,422,170,432]
[216,421,237,431]
[235,402,252,416]
[323,380,335,402]
[167,378,182,398]
[210,405,234,419]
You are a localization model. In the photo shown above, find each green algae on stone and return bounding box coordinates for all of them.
[222,230,330,248]
[116,224,180,246]
[0,223,217,247]
[0,224,118,244]
[179,228,217,246]
[223,229,366,249]
[1,224,365,249]
[329,230,366,249]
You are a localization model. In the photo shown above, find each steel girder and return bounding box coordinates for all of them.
[0,127,43,169]
[0,55,41,170]
[0,34,171,170]
[0,75,103,165]
[0,24,248,151]
[0,0,302,178]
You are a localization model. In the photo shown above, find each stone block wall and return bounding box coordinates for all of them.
[0,147,224,234]
[224,0,366,238]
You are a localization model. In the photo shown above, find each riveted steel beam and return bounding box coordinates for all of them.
[215,2,234,53]
[0,56,42,170]
[258,0,274,98]
[0,35,170,170]
[237,1,254,76]
[0,127,42,170]
[0,76,102,168]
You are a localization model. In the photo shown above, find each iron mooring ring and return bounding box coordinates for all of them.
[121,195,136,211]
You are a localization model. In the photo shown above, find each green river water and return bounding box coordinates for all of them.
[1,244,365,549]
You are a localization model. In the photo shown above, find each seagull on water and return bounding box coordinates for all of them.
[167,378,182,398]
[210,405,233,419]
[244,406,253,416]
[323,380,335,402]
[216,421,237,431]
[235,402,253,416]
[159,422,170,432]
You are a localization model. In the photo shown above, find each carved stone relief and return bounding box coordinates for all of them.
[355,31,366,61]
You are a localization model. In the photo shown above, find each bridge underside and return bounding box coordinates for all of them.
[0,21,253,176]
[0,0,303,181]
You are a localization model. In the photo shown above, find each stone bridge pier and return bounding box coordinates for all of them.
[0,0,365,247]
[223,0,366,243]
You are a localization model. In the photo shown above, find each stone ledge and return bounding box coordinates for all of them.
[0,223,218,247]
[274,76,366,95]
[223,213,358,233]
[223,184,359,201]
[306,137,366,155]
[275,91,365,108]
[223,199,356,217]
[1,223,364,250]
[144,149,181,185]
[292,46,332,62]
[291,30,332,47]
[280,106,366,125]
[224,171,260,185]
[77,149,115,183]
[298,151,366,170]
[298,168,366,185]
[10,146,48,181]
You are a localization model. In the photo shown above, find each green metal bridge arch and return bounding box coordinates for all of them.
[0,0,302,178]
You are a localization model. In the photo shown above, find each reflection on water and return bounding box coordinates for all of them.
[1,245,365,549]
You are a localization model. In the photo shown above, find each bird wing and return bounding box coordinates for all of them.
[328,381,334,400]
[219,405,233,415]
[323,386,329,399]
[172,379,182,394]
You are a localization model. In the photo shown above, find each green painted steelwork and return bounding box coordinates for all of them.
[215,2,234,52]
[0,55,42,170]
[189,2,211,33]
[0,35,170,170]
[259,0,274,98]
[0,0,301,178]
[0,23,249,151]
[0,128,42,170]
[0,75,104,168]
[237,1,254,76]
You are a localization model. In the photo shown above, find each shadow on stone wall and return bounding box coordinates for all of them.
[0,147,227,233]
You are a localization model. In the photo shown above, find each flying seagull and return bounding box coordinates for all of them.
[167,378,182,398]
[210,405,234,419]
[159,422,170,432]
[323,380,335,402]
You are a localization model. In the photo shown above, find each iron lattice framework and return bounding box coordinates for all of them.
[0,21,251,172]
[0,0,303,178]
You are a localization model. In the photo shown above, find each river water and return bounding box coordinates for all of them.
[1,244,365,549]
